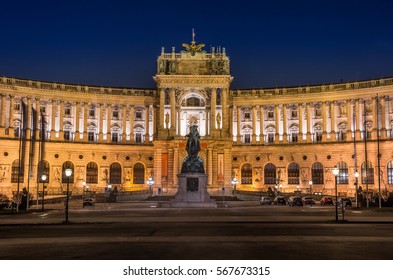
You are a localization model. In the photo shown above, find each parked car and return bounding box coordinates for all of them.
[320,196,334,205]
[338,197,352,207]
[302,196,316,205]
[273,196,286,205]
[288,196,303,207]
[260,197,272,205]
[83,198,95,207]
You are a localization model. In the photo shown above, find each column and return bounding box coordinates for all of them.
[380,96,387,138]
[306,103,311,142]
[50,100,57,139]
[130,105,135,143]
[0,94,6,127]
[159,88,165,131]
[83,102,89,141]
[8,96,13,131]
[259,105,264,143]
[330,101,336,141]
[275,104,280,143]
[170,88,176,136]
[252,105,257,143]
[347,100,352,140]
[355,99,361,139]
[177,109,181,135]
[298,103,304,141]
[59,100,64,140]
[122,105,127,143]
[322,102,327,141]
[222,88,228,137]
[282,104,288,143]
[106,104,111,143]
[144,105,150,143]
[211,88,217,135]
[236,106,241,143]
[372,97,378,139]
[205,111,209,136]
[207,147,213,186]
[98,103,104,141]
[26,97,32,140]
[75,102,80,140]
[173,146,179,187]
[0,95,6,136]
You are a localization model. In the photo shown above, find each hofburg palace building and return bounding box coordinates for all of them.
[1,39,393,199]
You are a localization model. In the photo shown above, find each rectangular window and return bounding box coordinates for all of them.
[112,132,118,143]
[64,131,70,141]
[268,133,274,143]
[89,108,95,118]
[291,110,298,118]
[244,134,251,144]
[64,107,71,115]
[291,133,298,143]
[113,111,119,119]
[135,111,142,119]
[135,133,142,143]
[267,111,274,119]
[88,132,95,142]
[315,132,322,142]
[315,107,321,117]
[14,127,20,138]
[244,112,251,119]
[14,103,21,111]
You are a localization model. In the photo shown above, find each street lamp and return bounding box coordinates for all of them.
[147,177,155,196]
[354,171,359,208]
[332,166,340,223]
[309,180,313,195]
[41,174,47,212]
[231,177,238,196]
[64,168,72,224]
[82,181,86,208]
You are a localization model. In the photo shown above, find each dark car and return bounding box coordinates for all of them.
[83,198,95,207]
[320,196,334,205]
[273,196,286,205]
[288,196,303,207]
[302,196,316,205]
[338,197,352,207]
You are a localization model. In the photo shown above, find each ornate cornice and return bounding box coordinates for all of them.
[154,75,233,87]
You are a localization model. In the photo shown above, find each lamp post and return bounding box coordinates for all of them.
[309,180,313,195]
[231,177,238,196]
[41,174,47,212]
[354,171,359,208]
[332,166,339,223]
[64,168,72,224]
[82,181,86,208]
[147,177,155,197]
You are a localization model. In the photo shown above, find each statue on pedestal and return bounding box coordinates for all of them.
[181,125,205,173]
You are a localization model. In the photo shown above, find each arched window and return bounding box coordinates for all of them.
[62,161,74,183]
[361,161,374,184]
[311,162,324,185]
[264,163,276,184]
[288,162,300,184]
[241,163,252,184]
[11,160,24,183]
[109,162,122,184]
[86,162,98,184]
[336,161,348,184]
[38,160,50,183]
[133,163,145,184]
[388,161,393,185]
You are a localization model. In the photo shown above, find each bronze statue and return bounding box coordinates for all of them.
[181,125,204,173]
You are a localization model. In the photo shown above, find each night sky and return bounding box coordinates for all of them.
[1,0,392,89]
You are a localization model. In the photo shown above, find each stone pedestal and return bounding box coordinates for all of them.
[170,173,216,208]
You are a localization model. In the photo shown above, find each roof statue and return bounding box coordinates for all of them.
[182,28,205,56]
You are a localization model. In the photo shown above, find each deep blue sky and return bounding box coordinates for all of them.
[1,0,392,89]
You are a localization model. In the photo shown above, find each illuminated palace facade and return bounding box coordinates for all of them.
[1,40,393,198]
